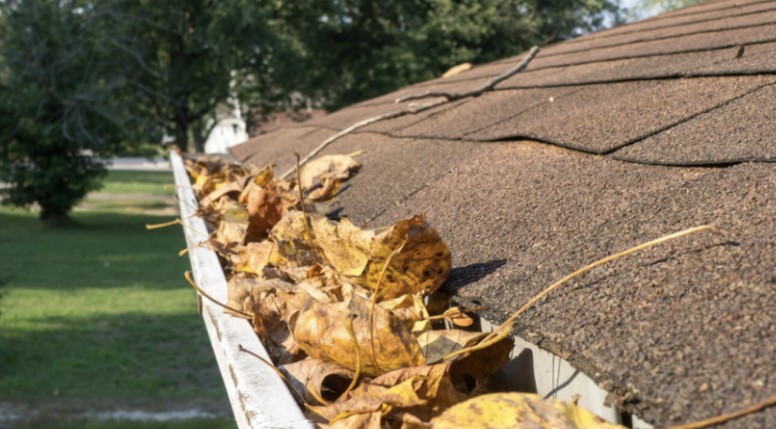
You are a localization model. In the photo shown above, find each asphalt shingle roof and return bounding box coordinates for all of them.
[229,1,776,427]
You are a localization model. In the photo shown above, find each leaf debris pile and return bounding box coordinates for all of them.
[179,153,623,429]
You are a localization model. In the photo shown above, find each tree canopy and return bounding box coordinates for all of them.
[0,0,622,221]
[0,0,123,223]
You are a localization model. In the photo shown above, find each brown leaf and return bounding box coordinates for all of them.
[370,364,463,421]
[431,392,626,429]
[215,203,249,245]
[293,294,424,377]
[280,358,355,405]
[226,275,294,317]
[360,215,451,299]
[300,154,361,191]
[308,377,426,425]
[245,182,294,242]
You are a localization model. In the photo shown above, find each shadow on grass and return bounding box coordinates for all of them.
[0,210,190,290]
[0,312,230,414]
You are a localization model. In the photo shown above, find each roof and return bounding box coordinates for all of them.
[229,1,776,427]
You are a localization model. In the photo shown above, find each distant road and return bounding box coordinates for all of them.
[108,157,171,171]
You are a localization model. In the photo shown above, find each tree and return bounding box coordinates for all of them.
[273,0,622,111]
[0,0,123,223]
[99,0,302,152]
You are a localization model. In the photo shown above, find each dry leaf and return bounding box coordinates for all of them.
[215,202,249,245]
[245,182,294,242]
[361,215,451,299]
[271,211,319,266]
[226,275,294,317]
[441,63,472,78]
[308,377,426,425]
[230,241,283,275]
[379,294,429,327]
[417,330,484,364]
[308,177,343,202]
[312,216,375,277]
[370,364,462,421]
[293,294,424,376]
[280,358,355,405]
[431,392,625,429]
[300,155,361,191]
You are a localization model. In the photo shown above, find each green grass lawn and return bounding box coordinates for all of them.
[0,170,235,429]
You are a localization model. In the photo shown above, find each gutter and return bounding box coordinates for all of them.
[171,151,313,429]
[170,150,653,429]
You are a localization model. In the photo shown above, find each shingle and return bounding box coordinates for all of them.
[466,76,776,154]
[230,127,337,174]
[228,126,322,162]
[612,83,776,164]
[361,139,776,429]
[498,41,776,89]
[548,1,776,56]
[529,21,776,70]
[233,3,776,427]
[384,87,580,140]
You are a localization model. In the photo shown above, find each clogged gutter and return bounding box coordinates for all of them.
[168,144,713,429]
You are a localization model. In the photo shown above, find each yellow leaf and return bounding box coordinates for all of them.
[292,294,424,377]
[360,215,451,299]
[312,217,374,276]
[432,393,626,429]
[308,177,343,202]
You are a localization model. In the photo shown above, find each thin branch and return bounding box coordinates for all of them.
[282,47,540,179]
[668,393,776,429]
[442,225,714,362]
[395,46,540,103]
[279,100,446,179]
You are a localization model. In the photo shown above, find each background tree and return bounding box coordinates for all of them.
[274,0,622,111]
[100,0,302,152]
[0,0,123,223]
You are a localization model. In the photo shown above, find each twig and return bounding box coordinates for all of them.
[184,271,252,319]
[369,240,406,374]
[280,101,445,180]
[394,46,540,103]
[238,344,309,406]
[667,393,776,429]
[443,225,714,361]
[342,313,361,398]
[295,153,319,261]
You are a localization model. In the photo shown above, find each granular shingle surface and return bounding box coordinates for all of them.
[229,0,775,427]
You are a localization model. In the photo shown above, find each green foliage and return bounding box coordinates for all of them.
[0,0,123,222]
[99,0,300,152]
[275,0,621,110]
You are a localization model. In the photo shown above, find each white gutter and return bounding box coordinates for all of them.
[170,150,652,429]
[170,151,314,429]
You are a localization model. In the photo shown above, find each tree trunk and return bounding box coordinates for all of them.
[40,206,73,227]
[174,118,189,153]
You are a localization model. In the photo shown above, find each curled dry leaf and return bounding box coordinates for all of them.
[308,177,343,202]
[430,392,626,429]
[360,215,451,300]
[300,154,361,191]
[308,377,426,427]
[293,294,424,377]
[280,358,355,405]
[369,364,462,421]
[417,330,484,364]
